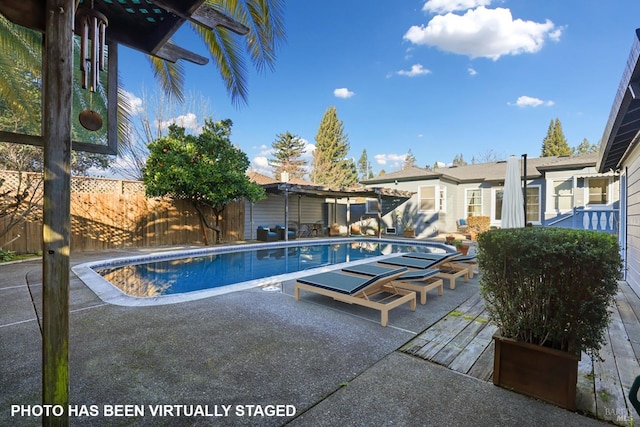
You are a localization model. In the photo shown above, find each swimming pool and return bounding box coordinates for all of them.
[72,238,451,306]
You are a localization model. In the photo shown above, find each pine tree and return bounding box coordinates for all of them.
[357,149,373,181]
[310,106,357,187]
[452,153,467,166]
[403,149,417,170]
[541,118,572,157]
[268,131,307,180]
[574,138,599,154]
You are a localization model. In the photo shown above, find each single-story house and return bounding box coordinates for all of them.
[597,28,640,296]
[244,172,413,240]
[361,152,619,239]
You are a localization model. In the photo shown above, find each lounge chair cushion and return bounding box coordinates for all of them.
[297,267,408,295]
[379,256,439,269]
[343,264,438,281]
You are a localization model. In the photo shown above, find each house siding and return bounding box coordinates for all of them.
[244,194,325,240]
[625,144,640,296]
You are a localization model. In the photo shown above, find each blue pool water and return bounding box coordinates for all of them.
[93,239,447,299]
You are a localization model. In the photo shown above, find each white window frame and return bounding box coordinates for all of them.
[584,177,612,208]
[365,198,379,214]
[491,187,504,226]
[439,186,447,212]
[525,185,542,224]
[465,188,483,218]
[418,185,438,213]
[552,179,574,212]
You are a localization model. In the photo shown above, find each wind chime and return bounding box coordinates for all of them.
[76,0,108,131]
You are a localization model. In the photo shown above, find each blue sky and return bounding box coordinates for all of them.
[117,0,640,177]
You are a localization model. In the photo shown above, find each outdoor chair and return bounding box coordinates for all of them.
[342,263,443,305]
[275,224,296,240]
[294,267,416,326]
[257,225,278,242]
[381,252,468,289]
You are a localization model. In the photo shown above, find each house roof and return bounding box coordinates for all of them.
[597,29,640,173]
[362,153,599,185]
[247,171,413,200]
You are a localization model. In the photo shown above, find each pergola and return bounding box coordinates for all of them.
[0,1,247,424]
[260,183,415,239]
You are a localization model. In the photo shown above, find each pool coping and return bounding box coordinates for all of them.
[72,237,452,307]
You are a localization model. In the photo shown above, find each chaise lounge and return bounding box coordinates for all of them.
[342,263,443,305]
[381,252,468,289]
[294,267,416,326]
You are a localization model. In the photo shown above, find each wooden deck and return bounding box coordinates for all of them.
[401,281,640,425]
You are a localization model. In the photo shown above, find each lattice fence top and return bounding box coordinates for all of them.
[0,170,145,194]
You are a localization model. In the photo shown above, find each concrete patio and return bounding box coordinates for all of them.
[0,246,622,426]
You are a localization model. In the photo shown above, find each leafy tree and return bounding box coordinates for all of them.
[357,149,373,181]
[452,153,468,166]
[541,118,571,157]
[150,0,286,104]
[573,138,599,154]
[310,106,357,187]
[143,119,265,244]
[268,131,307,180]
[402,149,417,170]
[378,169,386,177]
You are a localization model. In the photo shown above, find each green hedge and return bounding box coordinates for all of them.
[478,227,621,355]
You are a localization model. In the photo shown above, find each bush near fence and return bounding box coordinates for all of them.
[0,171,244,253]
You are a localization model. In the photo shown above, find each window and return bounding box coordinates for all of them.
[526,186,540,223]
[365,199,379,214]
[553,180,573,210]
[466,189,482,217]
[439,187,447,212]
[494,189,504,222]
[419,186,436,212]
[587,178,609,205]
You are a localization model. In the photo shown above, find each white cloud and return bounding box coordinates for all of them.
[423,0,492,14]
[156,112,201,134]
[508,95,554,107]
[122,90,144,115]
[374,153,407,167]
[397,64,432,77]
[467,67,477,76]
[404,7,561,60]
[334,88,355,98]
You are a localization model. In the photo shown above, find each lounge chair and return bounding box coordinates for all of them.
[257,225,278,242]
[381,253,468,289]
[343,263,443,305]
[294,267,416,326]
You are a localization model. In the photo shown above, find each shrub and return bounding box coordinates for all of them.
[0,249,16,262]
[478,227,621,356]
[467,215,490,234]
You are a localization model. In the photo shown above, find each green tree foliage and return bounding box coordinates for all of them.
[268,131,307,180]
[403,149,417,170]
[357,149,373,180]
[541,118,571,157]
[143,119,265,244]
[310,106,357,187]
[573,138,599,154]
[151,0,285,104]
[452,153,467,166]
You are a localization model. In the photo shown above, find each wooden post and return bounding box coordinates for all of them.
[42,0,74,425]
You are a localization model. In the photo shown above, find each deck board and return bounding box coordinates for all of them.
[402,280,640,425]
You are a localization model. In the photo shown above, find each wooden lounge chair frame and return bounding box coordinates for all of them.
[382,252,468,289]
[342,264,443,305]
[294,268,416,326]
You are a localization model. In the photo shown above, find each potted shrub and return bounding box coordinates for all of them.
[403,223,415,238]
[477,228,621,410]
[450,239,469,255]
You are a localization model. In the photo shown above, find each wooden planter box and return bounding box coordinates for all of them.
[493,334,579,410]
[403,230,415,238]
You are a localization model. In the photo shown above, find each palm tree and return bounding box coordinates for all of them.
[149,0,286,105]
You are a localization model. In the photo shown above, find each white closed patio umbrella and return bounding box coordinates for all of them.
[501,155,525,228]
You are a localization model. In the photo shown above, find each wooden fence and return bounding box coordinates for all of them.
[0,171,244,253]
